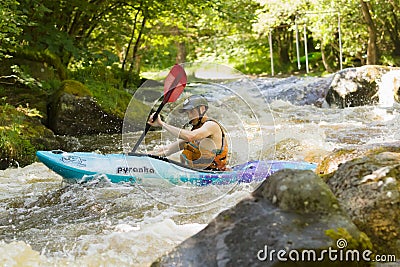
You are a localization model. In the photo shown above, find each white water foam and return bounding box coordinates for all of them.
[378,70,400,108]
[0,217,203,266]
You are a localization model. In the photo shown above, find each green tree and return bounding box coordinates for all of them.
[360,0,378,64]
[135,0,260,70]
[384,0,400,57]
[254,0,313,72]
[6,0,400,80]
[306,0,362,70]
[254,0,400,73]
[368,0,400,65]
[0,0,26,59]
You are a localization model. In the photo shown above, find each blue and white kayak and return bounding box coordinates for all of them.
[36,150,317,186]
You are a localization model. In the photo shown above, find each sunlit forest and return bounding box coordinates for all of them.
[1,0,399,88]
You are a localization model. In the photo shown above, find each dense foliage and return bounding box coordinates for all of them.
[0,99,52,168]
[1,0,399,83]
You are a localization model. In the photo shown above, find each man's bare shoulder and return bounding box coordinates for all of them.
[203,120,222,132]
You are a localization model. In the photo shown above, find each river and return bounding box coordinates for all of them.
[1,65,399,266]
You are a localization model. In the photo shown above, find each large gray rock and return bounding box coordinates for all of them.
[326,66,400,108]
[153,170,367,267]
[252,76,332,107]
[326,152,400,257]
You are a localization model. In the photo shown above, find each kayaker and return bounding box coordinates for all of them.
[147,95,228,171]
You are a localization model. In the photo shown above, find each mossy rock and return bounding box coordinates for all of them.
[326,151,400,257]
[154,170,365,267]
[59,80,93,97]
[48,80,149,135]
[325,228,374,259]
[0,104,58,169]
[85,80,146,119]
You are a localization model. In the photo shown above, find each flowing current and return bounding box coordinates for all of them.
[1,66,400,266]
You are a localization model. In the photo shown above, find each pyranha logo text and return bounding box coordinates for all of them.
[117,166,155,174]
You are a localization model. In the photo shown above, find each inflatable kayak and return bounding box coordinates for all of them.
[36,150,317,186]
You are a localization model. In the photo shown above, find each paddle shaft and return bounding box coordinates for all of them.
[131,101,165,153]
[131,71,185,153]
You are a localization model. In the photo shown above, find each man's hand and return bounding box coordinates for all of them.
[147,112,163,127]
[148,147,166,157]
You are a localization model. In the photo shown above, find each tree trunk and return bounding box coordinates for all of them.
[129,16,146,74]
[176,41,186,64]
[173,26,186,64]
[393,40,400,57]
[123,15,146,88]
[275,28,290,65]
[122,9,141,72]
[385,1,400,56]
[360,0,378,65]
[321,45,334,73]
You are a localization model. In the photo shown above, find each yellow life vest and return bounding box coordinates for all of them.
[180,117,228,171]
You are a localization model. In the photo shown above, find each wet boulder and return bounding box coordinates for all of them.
[252,76,333,107]
[326,65,400,108]
[153,169,368,267]
[48,80,147,136]
[48,80,121,135]
[326,152,400,257]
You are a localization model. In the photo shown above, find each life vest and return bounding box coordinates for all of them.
[180,117,228,171]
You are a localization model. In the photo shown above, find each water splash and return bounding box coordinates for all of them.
[378,70,400,108]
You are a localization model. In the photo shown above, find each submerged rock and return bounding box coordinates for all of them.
[326,152,400,257]
[153,170,367,266]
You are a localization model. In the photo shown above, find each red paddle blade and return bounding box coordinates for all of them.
[164,64,187,103]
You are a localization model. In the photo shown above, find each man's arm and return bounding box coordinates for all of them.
[147,112,218,142]
[151,139,186,156]
[161,121,219,142]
